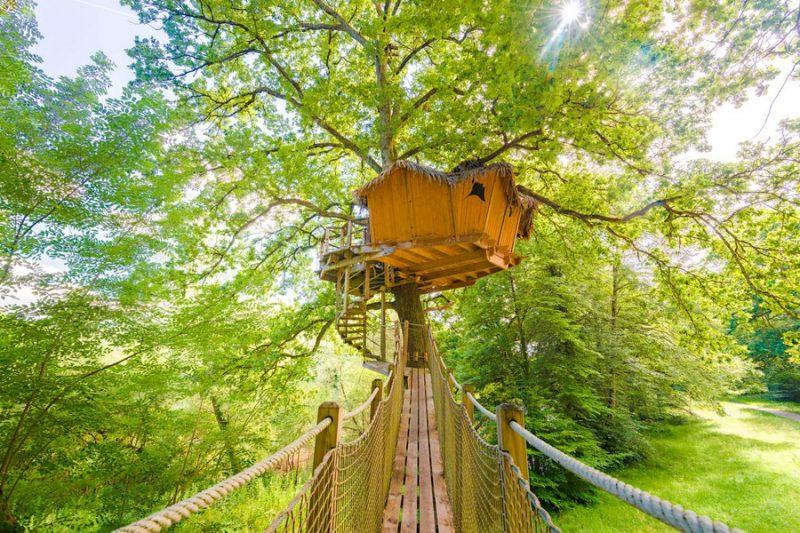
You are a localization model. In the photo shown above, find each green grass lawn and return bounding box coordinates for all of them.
[556,402,800,533]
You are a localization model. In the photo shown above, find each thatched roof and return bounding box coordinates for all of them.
[355,160,538,239]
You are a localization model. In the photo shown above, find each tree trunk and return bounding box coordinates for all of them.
[0,491,18,531]
[391,284,427,366]
[211,396,240,473]
[608,261,620,410]
[508,272,531,378]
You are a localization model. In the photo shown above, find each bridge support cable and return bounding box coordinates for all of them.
[434,330,745,533]
[425,326,560,533]
[267,324,407,532]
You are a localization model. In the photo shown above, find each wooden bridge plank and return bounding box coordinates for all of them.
[425,372,455,532]
[383,368,455,533]
[400,369,420,533]
[418,370,436,533]
[382,374,411,532]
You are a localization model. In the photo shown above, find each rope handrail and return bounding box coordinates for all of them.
[342,386,380,421]
[114,417,333,533]
[448,371,744,532]
[117,322,401,532]
[268,322,407,532]
[508,421,743,533]
[466,391,497,422]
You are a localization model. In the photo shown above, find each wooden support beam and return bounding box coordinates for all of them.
[409,249,488,275]
[496,403,528,483]
[418,277,478,294]
[462,384,475,423]
[370,379,383,420]
[420,259,491,282]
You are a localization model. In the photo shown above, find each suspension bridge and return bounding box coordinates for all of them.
[116,161,745,532]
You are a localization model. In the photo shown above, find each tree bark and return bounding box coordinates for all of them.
[608,260,620,410]
[0,491,17,530]
[211,396,240,473]
[508,272,531,378]
[391,284,427,365]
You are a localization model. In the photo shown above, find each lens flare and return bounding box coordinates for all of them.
[561,1,582,23]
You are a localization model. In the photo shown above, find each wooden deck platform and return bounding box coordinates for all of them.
[383,368,454,533]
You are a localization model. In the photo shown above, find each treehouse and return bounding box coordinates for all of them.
[353,160,536,292]
[319,160,537,363]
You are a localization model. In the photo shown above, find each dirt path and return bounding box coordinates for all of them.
[743,404,800,422]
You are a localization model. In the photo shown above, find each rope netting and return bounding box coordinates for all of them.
[114,418,331,533]
[425,327,560,533]
[266,326,406,532]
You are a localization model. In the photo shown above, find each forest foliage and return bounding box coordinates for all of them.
[1,0,799,530]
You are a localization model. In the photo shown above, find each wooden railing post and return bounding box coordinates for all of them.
[402,320,409,365]
[447,369,456,394]
[310,401,341,533]
[320,226,328,256]
[342,266,350,311]
[370,379,383,420]
[313,401,342,468]
[380,290,387,360]
[462,385,475,423]
[496,403,529,482]
[364,262,371,300]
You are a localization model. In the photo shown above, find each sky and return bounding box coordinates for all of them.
[33,0,158,96]
[33,0,799,163]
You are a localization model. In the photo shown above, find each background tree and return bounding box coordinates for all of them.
[0,5,346,528]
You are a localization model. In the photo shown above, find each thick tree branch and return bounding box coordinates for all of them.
[472,129,545,166]
[522,188,681,224]
[311,0,369,48]
[399,87,438,124]
[395,38,435,73]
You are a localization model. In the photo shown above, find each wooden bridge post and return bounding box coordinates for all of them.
[380,290,387,360]
[497,404,529,482]
[310,401,341,533]
[447,370,457,394]
[462,385,475,423]
[402,320,409,367]
[370,379,383,420]
[313,402,342,468]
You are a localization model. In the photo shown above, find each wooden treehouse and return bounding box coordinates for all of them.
[319,160,537,366]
